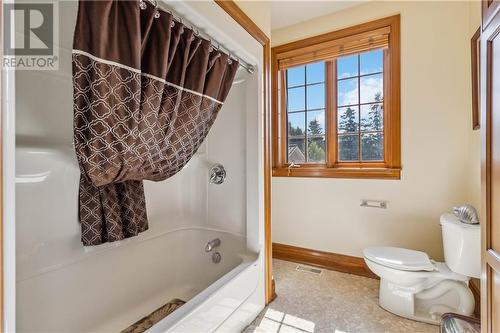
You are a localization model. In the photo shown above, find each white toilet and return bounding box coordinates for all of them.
[363,213,480,325]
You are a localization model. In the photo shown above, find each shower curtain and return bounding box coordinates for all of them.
[72,0,239,245]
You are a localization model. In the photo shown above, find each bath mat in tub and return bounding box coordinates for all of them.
[121,298,185,333]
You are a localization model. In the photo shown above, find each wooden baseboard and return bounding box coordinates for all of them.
[470,278,480,318]
[272,242,378,279]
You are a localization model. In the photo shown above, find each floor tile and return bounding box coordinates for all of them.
[244,259,439,333]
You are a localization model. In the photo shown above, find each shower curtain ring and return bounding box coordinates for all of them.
[139,0,147,10]
[152,0,160,18]
[191,29,200,42]
[165,10,175,27]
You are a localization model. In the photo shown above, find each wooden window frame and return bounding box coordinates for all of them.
[272,15,401,179]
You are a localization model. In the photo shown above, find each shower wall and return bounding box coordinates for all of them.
[13,1,263,331]
[207,75,249,236]
[143,71,251,237]
[15,1,251,233]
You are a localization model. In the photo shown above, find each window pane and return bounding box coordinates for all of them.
[360,73,383,104]
[337,54,358,79]
[287,87,305,111]
[287,66,305,87]
[307,110,325,135]
[361,132,384,161]
[360,103,384,131]
[308,136,326,163]
[288,112,305,136]
[360,49,383,75]
[338,134,359,161]
[306,61,325,84]
[306,83,325,110]
[337,106,359,133]
[337,78,358,107]
[288,138,306,164]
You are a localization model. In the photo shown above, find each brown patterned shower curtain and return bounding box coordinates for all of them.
[72,0,239,246]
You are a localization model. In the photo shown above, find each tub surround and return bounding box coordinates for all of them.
[14,0,265,331]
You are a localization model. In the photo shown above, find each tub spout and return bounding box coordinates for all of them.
[205,238,221,252]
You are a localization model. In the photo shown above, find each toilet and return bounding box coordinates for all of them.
[363,213,480,325]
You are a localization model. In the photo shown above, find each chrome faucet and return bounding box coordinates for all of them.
[205,238,221,252]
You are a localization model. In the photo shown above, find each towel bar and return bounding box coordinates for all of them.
[360,200,387,209]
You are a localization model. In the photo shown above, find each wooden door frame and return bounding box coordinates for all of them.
[481,1,500,331]
[214,1,274,304]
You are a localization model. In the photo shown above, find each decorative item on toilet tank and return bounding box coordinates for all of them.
[452,204,480,224]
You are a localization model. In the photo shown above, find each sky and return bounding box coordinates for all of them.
[286,49,384,136]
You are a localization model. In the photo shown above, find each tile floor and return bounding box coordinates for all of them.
[244,259,439,333]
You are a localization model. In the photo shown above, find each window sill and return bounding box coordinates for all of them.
[272,166,401,180]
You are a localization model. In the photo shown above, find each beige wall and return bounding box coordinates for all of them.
[271,1,482,260]
[235,0,272,37]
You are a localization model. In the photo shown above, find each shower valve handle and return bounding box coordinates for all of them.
[209,164,226,184]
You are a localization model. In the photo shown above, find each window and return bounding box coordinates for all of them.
[337,50,384,162]
[286,62,326,164]
[272,15,400,179]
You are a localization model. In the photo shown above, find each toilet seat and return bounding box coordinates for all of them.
[363,247,435,272]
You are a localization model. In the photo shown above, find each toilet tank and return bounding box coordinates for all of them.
[440,213,480,278]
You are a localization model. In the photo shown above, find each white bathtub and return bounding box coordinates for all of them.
[15,145,263,332]
[17,220,260,333]
[150,248,261,333]
[17,225,260,333]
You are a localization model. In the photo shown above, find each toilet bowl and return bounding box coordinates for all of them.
[363,214,480,325]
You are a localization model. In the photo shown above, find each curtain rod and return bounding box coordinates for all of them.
[142,0,255,74]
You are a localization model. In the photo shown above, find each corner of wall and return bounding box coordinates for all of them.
[234,1,271,38]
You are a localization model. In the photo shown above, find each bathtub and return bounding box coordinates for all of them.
[15,145,263,332]
[9,0,265,331]
[150,248,261,333]
[17,225,260,333]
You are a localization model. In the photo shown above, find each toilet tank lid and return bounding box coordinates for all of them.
[440,213,480,228]
[363,247,435,272]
